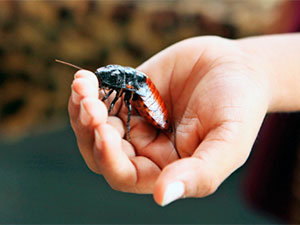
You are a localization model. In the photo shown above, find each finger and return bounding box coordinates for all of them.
[94,123,137,191]
[68,70,100,173]
[114,108,178,169]
[72,69,98,104]
[71,77,98,105]
[113,95,178,168]
[154,118,264,206]
[80,97,108,127]
[69,70,98,122]
[107,116,125,138]
[94,123,161,193]
[121,139,136,158]
[129,117,179,169]
[106,116,135,157]
[75,97,108,173]
[129,156,161,193]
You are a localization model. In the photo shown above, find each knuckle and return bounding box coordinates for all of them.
[195,172,219,197]
[102,167,137,192]
[110,182,127,192]
[71,77,81,88]
[108,177,135,192]
[87,164,102,175]
[72,78,96,96]
[68,99,78,119]
[203,176,219,196]
[188,157,221,198]
[109,183,122,191]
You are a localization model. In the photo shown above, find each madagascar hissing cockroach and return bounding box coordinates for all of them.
[55,59,171,140]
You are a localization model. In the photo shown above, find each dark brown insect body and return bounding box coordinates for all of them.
[95,65,170,140]
[55,60,170,140]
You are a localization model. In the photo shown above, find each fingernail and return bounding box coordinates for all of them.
[94,129,103,149]
[72,90,81,105]
[161,181,185,207]
[80,101,92,126]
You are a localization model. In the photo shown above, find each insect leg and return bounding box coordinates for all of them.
[108,89,123,113]
[101,89,114,101]
[124,91,134,141]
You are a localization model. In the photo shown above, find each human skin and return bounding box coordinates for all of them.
[68,34,300,206]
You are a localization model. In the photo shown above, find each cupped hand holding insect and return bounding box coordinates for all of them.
[69,34,300,206]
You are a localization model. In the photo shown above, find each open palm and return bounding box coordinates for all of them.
[69,37,269,206]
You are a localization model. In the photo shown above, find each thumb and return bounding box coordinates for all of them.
[153,118,264,206]
[153,157,221,207]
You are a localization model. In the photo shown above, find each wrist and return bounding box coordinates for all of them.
[237,34,300,112]
[235,38,273,113]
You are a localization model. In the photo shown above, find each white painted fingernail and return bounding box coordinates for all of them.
[161,181,185,206]
[80,101,92,126]
[94,129,103,149]
[72,90,81,105]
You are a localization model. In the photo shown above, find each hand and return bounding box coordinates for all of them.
[68,36,270,206]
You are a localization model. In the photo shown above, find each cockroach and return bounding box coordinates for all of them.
[55,59,171,140]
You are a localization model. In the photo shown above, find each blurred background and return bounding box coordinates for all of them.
[0,0,300,223]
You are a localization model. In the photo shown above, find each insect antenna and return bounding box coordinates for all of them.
[55,59,84,70]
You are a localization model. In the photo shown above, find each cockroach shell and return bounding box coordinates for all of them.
[133,77,170,130]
